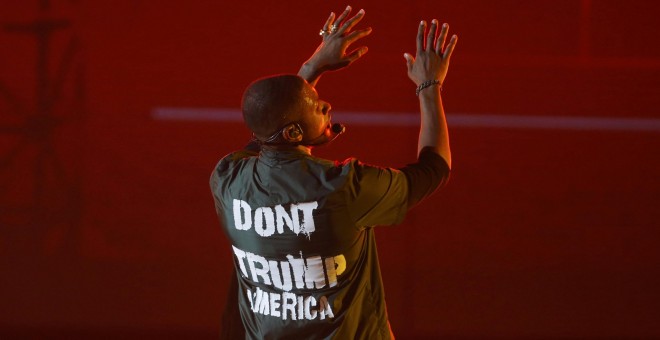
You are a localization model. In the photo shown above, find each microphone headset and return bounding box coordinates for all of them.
[303,123,346,146]
[260,122,345,146]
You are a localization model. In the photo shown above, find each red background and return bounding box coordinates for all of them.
[2,0,659,338]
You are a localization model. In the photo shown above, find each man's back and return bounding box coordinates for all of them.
[211,146,410,339]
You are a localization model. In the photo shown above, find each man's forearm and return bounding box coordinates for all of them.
[417,86,451,169]
[298,62,322,87]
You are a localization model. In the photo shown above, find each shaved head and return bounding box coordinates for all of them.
[242,74,312,140]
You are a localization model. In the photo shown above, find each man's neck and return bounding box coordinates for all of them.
[262,144,312,155]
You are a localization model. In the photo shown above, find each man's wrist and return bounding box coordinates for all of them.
[417,84,442,101]
[415,79,442,96]
[298,62,323,84]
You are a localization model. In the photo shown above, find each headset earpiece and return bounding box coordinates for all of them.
[283,124,303,143]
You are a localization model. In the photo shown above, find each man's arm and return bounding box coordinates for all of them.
[404,20,457,168]
[298,6,372,86]
[243,7,370,150]
[395,19,457,208]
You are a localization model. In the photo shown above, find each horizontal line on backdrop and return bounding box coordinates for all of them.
[460,54,660,69]
[152,107,660,132]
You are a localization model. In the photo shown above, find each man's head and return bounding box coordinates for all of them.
[242,74,334,146]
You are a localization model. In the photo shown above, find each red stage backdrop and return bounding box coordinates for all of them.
[1,1,659,338]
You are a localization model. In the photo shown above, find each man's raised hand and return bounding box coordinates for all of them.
[299,6,372,86]
[404,19,457,87]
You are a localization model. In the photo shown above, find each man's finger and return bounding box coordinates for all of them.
[426,19,438,52]
[345,46,368,63]
[345,27,372,44]
[443,34,458,60]
[416,21,426,53]
[404,53,414,73]
[337,8,365,35]
[436,23,448,55]
[334,6,352,30]
[323,12,335,32]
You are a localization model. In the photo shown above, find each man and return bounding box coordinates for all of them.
[210,6,457,339]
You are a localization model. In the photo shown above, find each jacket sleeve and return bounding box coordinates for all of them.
[345,160,410,227]
[398,146,451,208]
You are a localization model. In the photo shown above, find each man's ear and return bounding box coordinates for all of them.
[282,123,303,143]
